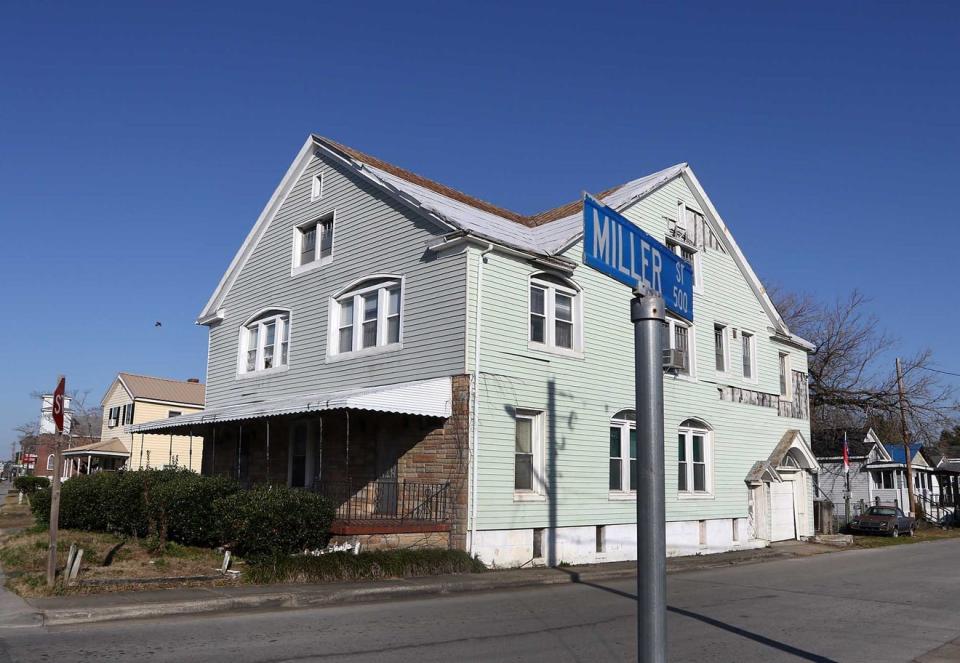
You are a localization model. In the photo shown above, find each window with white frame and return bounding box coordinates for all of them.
[670,241,700,292]
[609,410,637,492]
[874,470,894,490]
[714,324,728,373]
[240,310,290,374]
[47,454,55,471]
[664,317,695,377]
[331,278,402,356]
[678,420,711,494]
[122,403,135,425]
[310,172,324,201]
[514,409,544,493]
[778,352,791,397]
[529,274,581,354]
[107,406,120,427]
[741,331,756,380]
[295,213,334,269]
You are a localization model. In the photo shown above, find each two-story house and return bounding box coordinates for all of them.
[98,373,205,473]
[131,135,817,566]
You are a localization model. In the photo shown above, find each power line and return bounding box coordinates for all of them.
[917,365,960,379]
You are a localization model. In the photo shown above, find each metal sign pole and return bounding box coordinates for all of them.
[632,292,667,663]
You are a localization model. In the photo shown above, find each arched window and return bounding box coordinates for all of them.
[609,409,636,492]
[239,309,290,374]
[677,419,712,495]
[330,277,402,356]
[529,273,582,354]
[46,454,55,471]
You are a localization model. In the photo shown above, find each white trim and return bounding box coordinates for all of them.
[527,273,584,357]
[677,420,713,497]
[310,171,324,201]
[778,351,793,400]
[513,409,545,498]
[713,323,730,376]
[608,411,636,495]
[665,316,697,381]
[198,137,316,322]
[326,276,404,359]
[237,309,291,376]
[290,211,336,277]
[740,329,758,384]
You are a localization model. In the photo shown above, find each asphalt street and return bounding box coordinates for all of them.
[3,539,960,662]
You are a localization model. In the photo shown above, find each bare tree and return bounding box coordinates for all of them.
[768,285,959,442]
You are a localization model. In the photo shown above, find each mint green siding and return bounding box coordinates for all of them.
[470,176,810,531]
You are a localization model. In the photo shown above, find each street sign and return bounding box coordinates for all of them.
[583,195,693,321]
[52,376,65,434]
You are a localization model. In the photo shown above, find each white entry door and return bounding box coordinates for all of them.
[770,480,797,541]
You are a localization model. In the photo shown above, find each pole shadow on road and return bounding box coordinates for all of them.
[552,570,837,663]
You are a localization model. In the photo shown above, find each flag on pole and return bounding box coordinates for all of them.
[842,431,850,474]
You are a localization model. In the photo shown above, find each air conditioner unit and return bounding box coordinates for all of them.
[662,348,687,371]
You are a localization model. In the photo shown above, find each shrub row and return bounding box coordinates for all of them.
[30,470,335,560]
[245,549,487,584]
[14,476,49,496]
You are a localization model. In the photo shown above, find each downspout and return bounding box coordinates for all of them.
[469,244,494,555]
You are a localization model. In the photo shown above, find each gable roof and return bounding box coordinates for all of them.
[197,135,811,350]
[811,428,880,458]
[115,373,205,407]
[882,442,926,465]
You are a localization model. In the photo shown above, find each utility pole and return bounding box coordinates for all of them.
[896,358,917,517]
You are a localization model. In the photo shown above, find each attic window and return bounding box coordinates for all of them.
[311,172,324,201]
[295,213,334,270]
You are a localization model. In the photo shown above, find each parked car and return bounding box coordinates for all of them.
[849,505,915,537]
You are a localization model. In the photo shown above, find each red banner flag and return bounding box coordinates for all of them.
[52,376,65,434]
[842,431,850,474]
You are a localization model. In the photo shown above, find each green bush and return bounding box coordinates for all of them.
[246,549,486,584]
[151,472,240,548]
[14,476,49,496]
[214,486,335,560]
[29,488,51,524]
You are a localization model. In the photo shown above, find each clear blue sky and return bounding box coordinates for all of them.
[2,1,958,448]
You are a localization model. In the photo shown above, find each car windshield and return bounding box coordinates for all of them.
[867,507,897,516]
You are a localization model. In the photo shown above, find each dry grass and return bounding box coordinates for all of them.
[0,528,233,597]
[850,524,960,549]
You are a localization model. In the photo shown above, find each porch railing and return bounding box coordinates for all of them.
[313,479,450,523]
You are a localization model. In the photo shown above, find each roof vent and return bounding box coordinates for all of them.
[187,378,200,383]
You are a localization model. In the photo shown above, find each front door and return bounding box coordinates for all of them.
[374,437,399,516]
[770,479,797,541]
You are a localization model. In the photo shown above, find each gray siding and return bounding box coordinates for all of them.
[206,153,466,407]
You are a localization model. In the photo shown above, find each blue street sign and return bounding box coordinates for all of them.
[583,195,693,321]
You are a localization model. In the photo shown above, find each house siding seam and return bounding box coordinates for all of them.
[205,152,467,409]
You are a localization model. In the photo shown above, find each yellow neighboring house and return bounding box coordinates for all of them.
[100,373,205,472]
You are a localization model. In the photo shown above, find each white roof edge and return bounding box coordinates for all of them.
[100,375,134,408]
[129,377,453,433]
[197,136,317,322]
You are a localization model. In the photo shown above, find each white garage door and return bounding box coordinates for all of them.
[770,480,796,542]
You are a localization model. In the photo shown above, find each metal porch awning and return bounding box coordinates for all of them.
[128,377,453,434]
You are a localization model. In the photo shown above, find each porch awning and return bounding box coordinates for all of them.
[128,377,453,434]
[62,438,131,458]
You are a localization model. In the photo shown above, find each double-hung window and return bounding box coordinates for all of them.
[107,406,120,427]
[294,213,334,271]
[528,274,581,354]
[331,278,402,357]
[514,410,544,496]
[122,403,135,425]
[714,324,728,373]
[664,317,695,377]
[240,310,291,374]
[778,352,791,397]
[678,421,711,495]
[741,331,756,380]
[609,410,637,492]
[875,470,894,490]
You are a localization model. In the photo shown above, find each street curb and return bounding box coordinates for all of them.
[38,567,638,626]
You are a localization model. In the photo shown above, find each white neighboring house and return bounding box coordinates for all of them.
[814,428,940,517]
[39,393,72,435]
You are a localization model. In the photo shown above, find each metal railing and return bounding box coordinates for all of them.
[314,479,450,523]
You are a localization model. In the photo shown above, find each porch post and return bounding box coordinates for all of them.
[87,454,91,474]
[188,430,193,472]
[139,433,145,469]
[169,434,173,466]
[266,419,271,483]
[212,426,216,476]
[237,423,243,482]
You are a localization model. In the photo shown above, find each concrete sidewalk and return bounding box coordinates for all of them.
[12,540,835,627]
